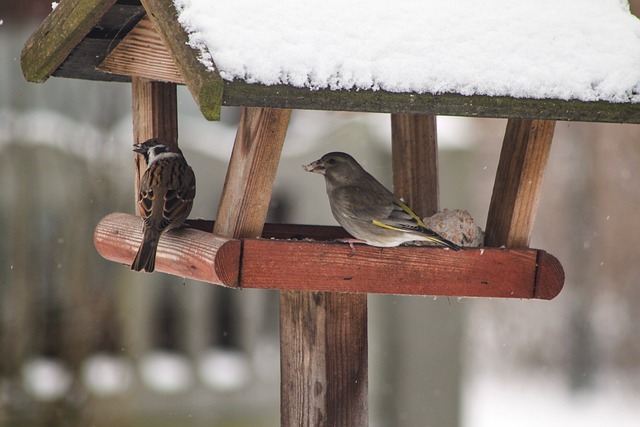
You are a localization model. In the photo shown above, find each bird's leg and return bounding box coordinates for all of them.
[337,238,366,257]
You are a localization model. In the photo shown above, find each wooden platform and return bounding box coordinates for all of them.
[94,213,564,300]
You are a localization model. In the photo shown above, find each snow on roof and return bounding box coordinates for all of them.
[174,0,640,103]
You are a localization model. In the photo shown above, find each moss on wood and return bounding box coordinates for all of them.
[141,0,223,120]
[21,0,118,83]
[222,81,640,124]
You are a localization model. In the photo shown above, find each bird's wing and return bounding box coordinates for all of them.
[372,198,429,233]
[331,184,396,222]
[374,199,462,250]
[137,159,195,232]
[161,162,195,231]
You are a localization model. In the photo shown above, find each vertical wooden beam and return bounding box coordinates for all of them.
[280,291,368,427]
[279,108,369,425]
[485,119,556,248]
[131,77,178,198]
[212,107,291,238]
[388,114,462,427]
[391,114,439,216]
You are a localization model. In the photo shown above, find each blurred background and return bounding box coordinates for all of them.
[2,1,640,426]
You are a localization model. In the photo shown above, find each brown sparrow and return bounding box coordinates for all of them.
[131,138,196,273]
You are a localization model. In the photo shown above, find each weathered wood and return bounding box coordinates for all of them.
[280,291,368,427]
[53,38,132,82]
[22,4,640,123]
[241,241,564,300]
[221,81,640,124]
[98,15,183,83]
[390,112,463,426]
[485,119,556,247]
[94,214,565,299]
[213,108,291,238]
[20,0,118,82]
[94,213,240,286]
[131,77,178,203]
[140,0,223,120]
[391,114,439,216]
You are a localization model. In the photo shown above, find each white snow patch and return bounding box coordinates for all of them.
[174,0,640,103]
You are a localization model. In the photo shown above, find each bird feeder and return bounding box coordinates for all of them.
[22,0,640,424]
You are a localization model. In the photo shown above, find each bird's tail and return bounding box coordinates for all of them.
[131,230,159,272]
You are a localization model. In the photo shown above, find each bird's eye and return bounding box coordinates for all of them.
[327,158,336,165]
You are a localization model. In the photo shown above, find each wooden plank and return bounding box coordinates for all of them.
[131,77,178,204]
[53,38,132,82]
[25,5,639,124]
[221,81,640,124]
[485,119,556,247]
[241,240,564,300]
[20,0,118,82]
[391,114,439,216]
[98,15,184,83]
[94,213,241,286]
[93,214,565,299]
[140,0,223,120]
[391,112,464,426]
[47,33,640,124]
[213,108,292,238]
[280,291,368,427]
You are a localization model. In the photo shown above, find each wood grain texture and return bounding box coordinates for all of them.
[221,81,640,124]
[140,0,223,120]
[131,77,178,205]
[98,15,184,83]
[213,107,291,238]
[391,114,439,216]
[241,241,563,300]
[20,0,118,82]
[94,213,240,286]
[280,291,368,427]
[485,119,556,248]
[534,250,565,300]
[93,215,565,299]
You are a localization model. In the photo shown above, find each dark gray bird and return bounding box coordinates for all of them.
[304,152,460,250]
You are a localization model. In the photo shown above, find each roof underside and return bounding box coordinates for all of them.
[53,1,145,82]
[20,0,640,123]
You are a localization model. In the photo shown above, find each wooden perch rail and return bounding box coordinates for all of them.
[94,212,564,300]
[94,212,241,285]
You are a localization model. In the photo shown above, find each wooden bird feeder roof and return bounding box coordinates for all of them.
[21,0,640,123]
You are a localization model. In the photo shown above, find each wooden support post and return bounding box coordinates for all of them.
[281,291,368,426]
[213,107,291,238]
[278,113,368,427]
[131,77,178,199]
[388,113,463,426]
[485,119,556,247]
[391,114,439,215]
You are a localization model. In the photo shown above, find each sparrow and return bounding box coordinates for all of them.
[303,152,461,250]
[131,138,196,272]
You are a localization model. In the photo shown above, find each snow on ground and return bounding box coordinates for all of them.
[464,372,640,427]
[174,0,640,103]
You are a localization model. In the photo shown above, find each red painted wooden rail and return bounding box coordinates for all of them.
[94,212,564,300]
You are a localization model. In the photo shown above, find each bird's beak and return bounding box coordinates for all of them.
[133,144,146,154]
[302,159,326,175]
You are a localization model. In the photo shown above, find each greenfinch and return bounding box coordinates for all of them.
[304,152,461,250]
